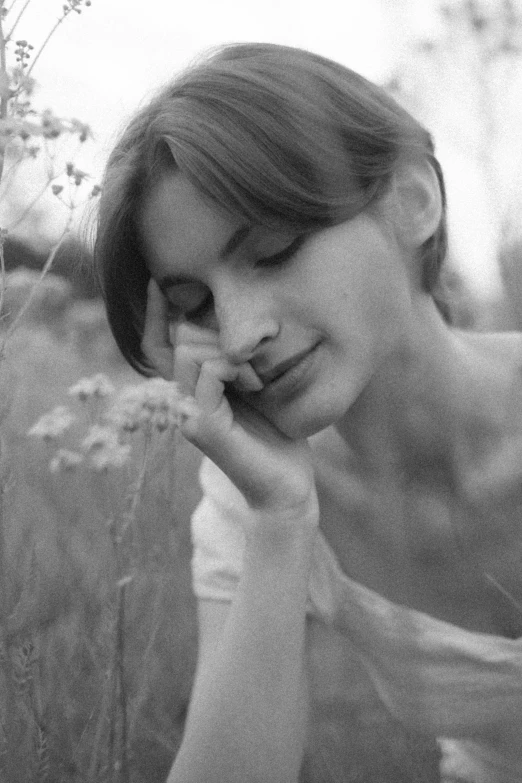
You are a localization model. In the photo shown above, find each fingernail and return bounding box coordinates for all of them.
[237,364,264,392]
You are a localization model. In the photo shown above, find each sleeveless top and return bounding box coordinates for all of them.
[191,457,522,783]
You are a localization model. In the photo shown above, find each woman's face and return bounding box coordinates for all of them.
[140,171,413,438]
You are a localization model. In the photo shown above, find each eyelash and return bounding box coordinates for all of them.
[254,235,306,268]
[182,293,213,322]
[177,235,306,321]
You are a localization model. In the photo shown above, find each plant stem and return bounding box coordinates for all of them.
[25,7,68,79]
[0,436,17,781]
[0,153,24,202]
[5,172,59,231]
[5,0,31,42]
[128,575,166,740]
[107,527,130,783]
[114,580,129,783]
[0,206,74,352]
[0,230,6,335]
[484,571,522,616]
[120,427,152,558]
[0,0,10,184]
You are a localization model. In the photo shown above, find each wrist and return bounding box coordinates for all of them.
[244,499,319,561]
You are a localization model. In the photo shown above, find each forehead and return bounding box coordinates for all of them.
[139,172,243,276]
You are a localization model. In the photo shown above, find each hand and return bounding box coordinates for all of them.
[142,280,319,525]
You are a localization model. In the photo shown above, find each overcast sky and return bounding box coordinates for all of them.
[5,0,519,297]
[19,0,437,177]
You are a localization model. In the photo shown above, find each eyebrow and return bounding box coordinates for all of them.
[156,223,252,291]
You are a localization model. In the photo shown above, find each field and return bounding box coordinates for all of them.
[0,295,203,783]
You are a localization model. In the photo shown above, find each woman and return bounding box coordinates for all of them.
[94,43,522,782]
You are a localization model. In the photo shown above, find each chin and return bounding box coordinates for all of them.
[250,367,364,439]
[266,397,348,440]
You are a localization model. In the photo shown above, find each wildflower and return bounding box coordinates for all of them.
[107,379,185,433]
[28,406,75,441]
[68,373,115,402]
[89,442,131,472]
[49,448,84,473]
[81,424,119,452]
[70,118,92,143]
[81,424,131,472]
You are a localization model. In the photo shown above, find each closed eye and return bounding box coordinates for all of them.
[164,282,213,322]
[255,235,306,268]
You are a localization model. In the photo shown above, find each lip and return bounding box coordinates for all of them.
[256,346,317,385]
[254,342,320,399]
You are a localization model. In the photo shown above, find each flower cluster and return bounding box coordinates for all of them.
[14,40,34,69]
[28,406,75,441]
[63,0,92,14]
[49,448,84,474]
[107,378,186,433]
[81,425,131,472]
[28,374,190,474]
[69,373,115,402]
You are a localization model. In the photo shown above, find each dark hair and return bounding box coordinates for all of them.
[94,42,448,375]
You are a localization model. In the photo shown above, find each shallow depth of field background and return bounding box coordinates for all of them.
[2,1,522,781]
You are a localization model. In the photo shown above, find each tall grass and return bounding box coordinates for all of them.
[0,305,202,782]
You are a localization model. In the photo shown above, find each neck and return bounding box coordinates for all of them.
[335,300,505,487]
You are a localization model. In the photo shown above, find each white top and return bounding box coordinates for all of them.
[191,457,522,783]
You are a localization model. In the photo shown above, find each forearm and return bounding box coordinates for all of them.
[168,523,315,783]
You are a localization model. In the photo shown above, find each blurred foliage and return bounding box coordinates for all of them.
[0,0,99,281]
[385,0,522,331]
[3,235,98,299]
[0,323,201,781]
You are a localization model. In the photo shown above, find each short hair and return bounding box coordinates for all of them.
[94,42,448,375]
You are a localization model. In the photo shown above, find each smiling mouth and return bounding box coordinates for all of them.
[256,344,319,387]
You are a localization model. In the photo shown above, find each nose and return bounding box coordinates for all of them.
[214,281,279,364]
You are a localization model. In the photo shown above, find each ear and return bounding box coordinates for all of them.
[387,157,443,250]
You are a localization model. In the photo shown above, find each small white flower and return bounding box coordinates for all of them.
[28,406,76,441]
[89,442,131,472]
[81,424,131,471]
[69,373,115,402]
[82,424,120,452]
[49,448,84,473]
[107,379,185,433]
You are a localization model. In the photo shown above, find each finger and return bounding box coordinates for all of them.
[194,358,240,411]
[172,321,221,393]
[235,363,264,392]
[142,279,174,379]
[174,321,220,348]
[180,388,315,512]
[173,342,225,397]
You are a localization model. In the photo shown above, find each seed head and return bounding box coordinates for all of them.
[28,406,75,441]
[89,441,131,472]
[107,379,186,434]
[50,448,84,473]
[69,373,115,402]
